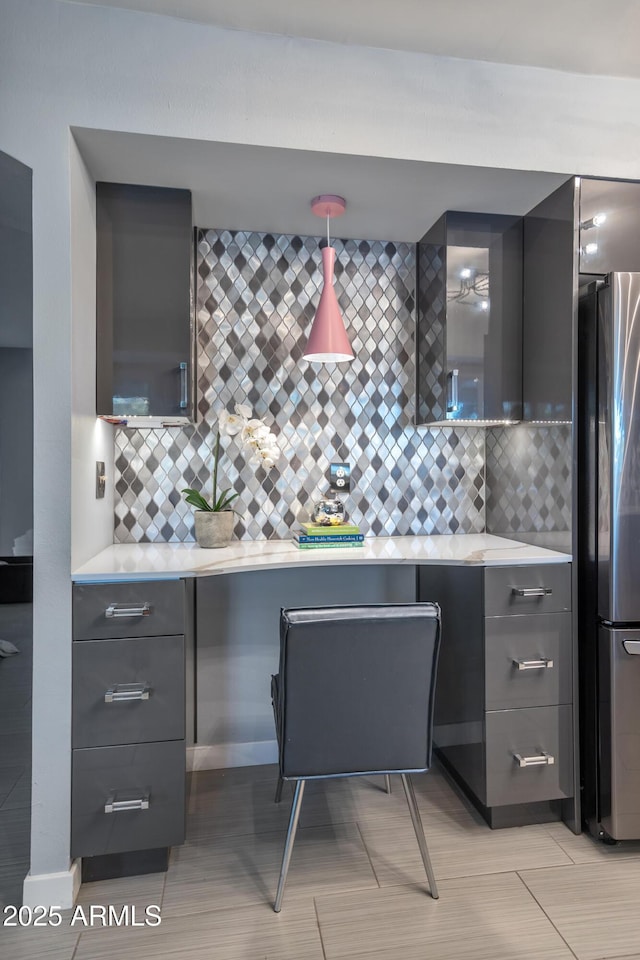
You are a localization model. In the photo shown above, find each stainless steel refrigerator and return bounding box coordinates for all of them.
[579,271,640,841]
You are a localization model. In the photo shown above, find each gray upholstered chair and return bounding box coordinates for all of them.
[270,602,441,912]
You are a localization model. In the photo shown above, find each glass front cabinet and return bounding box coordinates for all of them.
[416,211,523,425]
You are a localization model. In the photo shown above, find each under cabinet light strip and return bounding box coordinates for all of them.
[416,419,520,428]
[415,419,572,428]
[98,415,190,428]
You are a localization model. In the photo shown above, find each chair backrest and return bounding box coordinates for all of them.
[277,603,441,779]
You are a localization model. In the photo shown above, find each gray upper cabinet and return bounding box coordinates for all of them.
[523,176,640,423]
[522,178,578,422]
[96,183,194,422]
[579,178,640,274]
[416,211,523,425]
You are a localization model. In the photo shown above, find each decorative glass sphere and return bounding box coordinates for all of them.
[312,490,346,526]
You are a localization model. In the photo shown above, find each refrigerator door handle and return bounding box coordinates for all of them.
[622,640,640,655]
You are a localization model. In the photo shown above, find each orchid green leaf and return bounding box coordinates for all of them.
[181,488,212,512]
[216,490,240,511]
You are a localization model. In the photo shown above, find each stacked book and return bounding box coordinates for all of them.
[293,522,364,550]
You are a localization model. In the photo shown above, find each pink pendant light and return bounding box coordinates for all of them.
[303,195,354,364]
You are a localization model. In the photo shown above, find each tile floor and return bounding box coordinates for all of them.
[3,761,640,959]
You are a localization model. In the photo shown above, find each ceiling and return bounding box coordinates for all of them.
[66,0,640,78]
[73,128,568,241]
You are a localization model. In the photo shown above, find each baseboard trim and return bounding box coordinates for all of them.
[22,859,81,909]
[188,740,278,771]
[81,848,169,882]
[435,747,564,829]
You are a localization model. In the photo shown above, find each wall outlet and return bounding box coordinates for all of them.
[96,461,106,499]
[329,462,351,493]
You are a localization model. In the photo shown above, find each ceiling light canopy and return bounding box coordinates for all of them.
[302,195,354,364]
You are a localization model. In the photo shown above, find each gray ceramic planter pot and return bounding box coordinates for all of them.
[194,510,235,548]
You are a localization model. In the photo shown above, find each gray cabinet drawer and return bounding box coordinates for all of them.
[72,635,185,748]
[485,705,573,807]
[485,613,572,710]
[484,564,571,617]
[71,740,185,858]
[73,580,185,640]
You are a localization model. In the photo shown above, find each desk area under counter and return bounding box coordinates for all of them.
[70,534,573,880]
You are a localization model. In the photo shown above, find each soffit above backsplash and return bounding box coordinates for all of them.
[73,127,569,243]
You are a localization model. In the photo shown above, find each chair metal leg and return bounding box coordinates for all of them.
[401,773,439,899]
[274,776,284,804]
[384,774,392,794]
[273,779,306,912]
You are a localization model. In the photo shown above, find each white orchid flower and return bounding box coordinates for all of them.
[242,419,270,442]
[186,400,282,519]
[255,457,275,469]
[257,447,278,465]
[261,444,280,458]
[218,411,245,436]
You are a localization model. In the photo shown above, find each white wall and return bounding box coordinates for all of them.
[2,0,640,904]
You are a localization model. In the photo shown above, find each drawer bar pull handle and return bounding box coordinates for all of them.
[514,751,555,768]
[105,602,151,619]
[104,795,150,814]
[104,682,150,703]
[511,587,553,598]
[513,658,554,671]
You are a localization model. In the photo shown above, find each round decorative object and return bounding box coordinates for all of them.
[194,510,235,548]
[312,492,346,526]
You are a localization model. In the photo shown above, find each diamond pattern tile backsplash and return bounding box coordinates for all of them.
[114,229,487,542]
[485,424,572,535]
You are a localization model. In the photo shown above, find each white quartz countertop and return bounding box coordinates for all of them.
[72,534,571,582]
